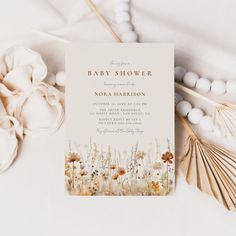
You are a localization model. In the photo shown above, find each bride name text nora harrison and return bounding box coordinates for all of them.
[94,92,145,97]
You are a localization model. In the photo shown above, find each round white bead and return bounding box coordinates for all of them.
[183,72,199,88]
[121,31,138,42]
[226,80,236,95]
[176,100,192,117]
[188,108,204,124]
[211,80,226,95]
[118,22,133,34]
[199,116,214,131]
[115,3,129,12]
[196,78,211,93]
[174,66,186,82]
[56,71,66,86]
[175,93,183,105]
[115,11,130,24]
[44,72,56,86]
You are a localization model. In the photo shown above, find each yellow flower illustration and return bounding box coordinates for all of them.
[152,162,162,170]
[135,151,146,159]
[149,181,160,194]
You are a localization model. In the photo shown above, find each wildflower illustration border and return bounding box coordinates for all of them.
[65,138,174,196]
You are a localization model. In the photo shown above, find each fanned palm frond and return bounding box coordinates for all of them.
[177,113,236,211]
[214,104,236,139]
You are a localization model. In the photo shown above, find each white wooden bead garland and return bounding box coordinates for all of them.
[114,0,138,42]
[175,66,236,95]
[183,72,199,88]
[176,82,236,139]
[196,78,211,93]
[188,108,204,125]
[174,66,187,82]
[175,93,220,135]
[55,71,66,87]
[176,100,192,117]
[211,80,226,95]
[226,80,236,94]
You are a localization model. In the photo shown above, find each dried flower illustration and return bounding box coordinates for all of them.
[112,173,119,180]
[152,162,162,170]
[161,152,174,164]
[149,181,160,194]
[80,164,85,169]
[65,139,174,196]
[110,164,116,170]
[66,152,80,162]
[135,151,146,159]
[117,167,126,176]
[79,170,88,176]
[101,172,109,180]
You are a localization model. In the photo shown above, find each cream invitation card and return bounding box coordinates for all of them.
[65,43,174,196]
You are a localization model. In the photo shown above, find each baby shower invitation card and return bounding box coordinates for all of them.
[65,43,174,196]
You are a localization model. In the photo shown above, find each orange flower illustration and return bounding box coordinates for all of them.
[66,152,80,162]
[161,152,174,164]
[79,170,88,176]
[110,164,116,170]
[65,140,175,196]
[118,167,126,176]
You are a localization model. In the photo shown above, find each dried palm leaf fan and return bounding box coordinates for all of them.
[177,112,236,211]
[175,82,236,139]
